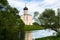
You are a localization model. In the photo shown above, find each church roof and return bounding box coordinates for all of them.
[23,7,28,10]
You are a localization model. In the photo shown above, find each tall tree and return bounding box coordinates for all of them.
[34,9,60,37]
[57,9,60,26]
[33,11,39,25]
[0,0,24,40]
[16,15,25,40]
[38,9,55,27]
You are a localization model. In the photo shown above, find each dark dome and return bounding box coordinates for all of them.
[23,7,28,10]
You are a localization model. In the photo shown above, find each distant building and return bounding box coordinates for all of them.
[21,4,32,25]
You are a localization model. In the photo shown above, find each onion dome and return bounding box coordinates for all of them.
[23,3,28,10]
[23,7,28,10]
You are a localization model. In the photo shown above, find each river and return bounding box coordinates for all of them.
[32,29,56,39]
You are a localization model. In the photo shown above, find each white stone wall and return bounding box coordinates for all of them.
[21,14,32,25]
[24,10,28,14]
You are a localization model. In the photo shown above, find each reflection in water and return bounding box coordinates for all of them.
[32,29,56,39]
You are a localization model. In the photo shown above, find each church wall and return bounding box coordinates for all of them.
[21,15,32,25]
[24,10,28,14]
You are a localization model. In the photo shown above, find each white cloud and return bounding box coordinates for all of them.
[41,0,60,8]
[43,0,56,5]
[7,0,60,15]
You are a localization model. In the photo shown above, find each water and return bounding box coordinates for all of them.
[32,29,56,39]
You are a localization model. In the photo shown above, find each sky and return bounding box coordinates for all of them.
[7,0,60,15]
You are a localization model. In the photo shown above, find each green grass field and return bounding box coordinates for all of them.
[24,25,44,31]
[35,36,60,40]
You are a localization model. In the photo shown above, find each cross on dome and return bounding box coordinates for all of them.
[23,3,28,10]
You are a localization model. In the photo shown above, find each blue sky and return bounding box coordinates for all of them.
[7,0,60,15]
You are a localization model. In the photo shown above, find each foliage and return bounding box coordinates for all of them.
[16,15,25,40]
[33,9,60,39]
[33,22,39,26]
[55,9,60,27]
[33,11,40,24]
[35,36,60,40]
[38,9,55,26]
[0,0,8,5]
[24,25,44,31]
[34,11,39,17]
[0,0,25,40]
[33,9,60,30]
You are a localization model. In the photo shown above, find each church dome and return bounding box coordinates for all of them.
[23,7,28,10]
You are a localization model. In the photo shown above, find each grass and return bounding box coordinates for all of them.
[35,36,60,40]
[24,25,44,31]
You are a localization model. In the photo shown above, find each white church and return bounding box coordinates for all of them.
[21,4,32,25]
[21,4,32,40]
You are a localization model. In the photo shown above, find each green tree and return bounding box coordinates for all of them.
[33,11,39,25]
[16,15,25,40]
[0,0,8,5]
[0,0,22,40]
[55,9,60,37]
[33,22,39,26]
[34,9,60,40]
[38,9,55,28]
[34,11,39,17]
[57,9,60,26]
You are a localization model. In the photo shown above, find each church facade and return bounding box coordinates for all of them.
[21,5,32,25]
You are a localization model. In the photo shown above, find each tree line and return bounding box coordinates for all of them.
[33,8,60,38]
[0,0,25,40]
